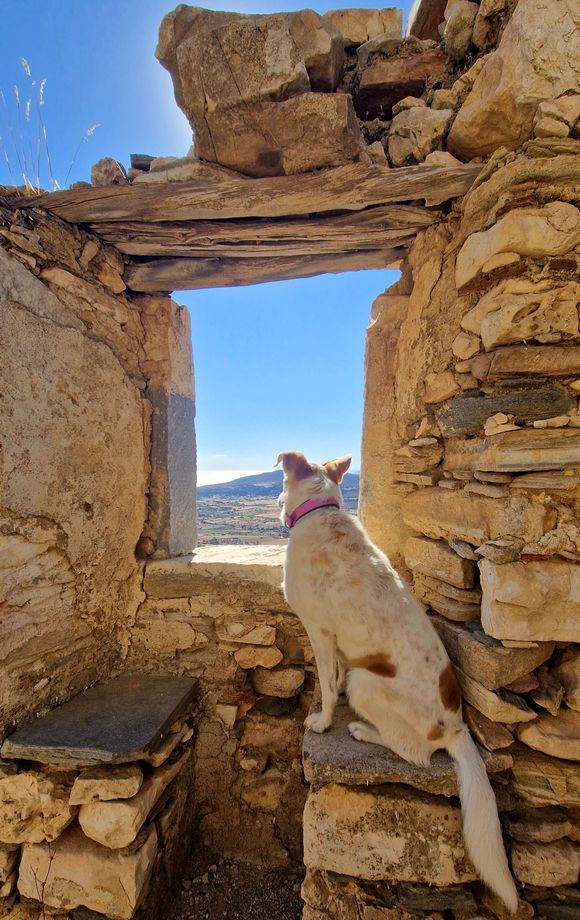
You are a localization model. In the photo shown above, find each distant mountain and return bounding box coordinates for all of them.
[197,469,359,501]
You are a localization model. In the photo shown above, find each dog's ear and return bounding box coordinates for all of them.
[275,451,315,480]
[323,455,352,484]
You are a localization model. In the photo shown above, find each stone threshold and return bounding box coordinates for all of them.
[144,544,286,597]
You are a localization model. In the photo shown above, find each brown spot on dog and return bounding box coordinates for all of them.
[323,455,352,484]
[349,653,397,678]
[311,549,332,568]
[276,451,315,480]
[439,663,461,712]
[427,722,444,741]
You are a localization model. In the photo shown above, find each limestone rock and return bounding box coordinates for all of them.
[463,703,513,751]
[445,428,580,473]
[402,488,546,545]
[423,371,460,404]
[286,9,344,91]
[234,646,283,669]
[252,666,305,698]
[455,202,580,288]
[91,158,128,187]
[452,331,480,360]
[456,668,536,723]
[512,747,580,809]
[201,93,366,178]
[356,48,448,119]
[505,808,580,844]
[389,107,453,163]
[414,580,479,622]
[70,764,143,806]
[404,536,474,588]
[0,844,18,885]
[471,0,507,50]
[217,621,276,646]
[511,840,580,887]
[517,709,580,761]
[471,345,580,382]
[79,753,188,849]
[430,615,554,691]
[423,150,462,168]
[391,96,426,116]
[18,824,157,918]
[448,0,580,158]
[480,559,580,643]
[555,648,580,712]
[534,116,571,139]
[387,134,415,167]
[323,8,402,47]
[0,772,76,845]
[443,1,478,61]
[437,390,573,439]
[304,783,476,883]
[366,140,388,164]
[535,95,580,132]
[461,279,580,350]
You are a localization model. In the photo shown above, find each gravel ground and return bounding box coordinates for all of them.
[168,855,304,920]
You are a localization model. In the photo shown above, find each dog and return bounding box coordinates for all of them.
[276,450,518,914]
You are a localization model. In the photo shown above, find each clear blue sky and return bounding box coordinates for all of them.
[1,0,413,473]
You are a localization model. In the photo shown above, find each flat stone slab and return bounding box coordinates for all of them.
[144,544,285,598]
[1,675,197,767]
[304,697,510,797]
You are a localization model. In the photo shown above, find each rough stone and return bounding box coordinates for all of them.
[463,703,513,751]
[448,0,580,158]
[452,331,480,360]
[511,748,580,808]
[389,107,452,164]
[471,345,580,382]
[304,783,476,883]
[70,764,143,806]
[443,1,478,61]
[517,709,580,761]
[18,824,157,918]
[511,840,580,887]
[461,279,580,350]
[423,371,460,404]
[444,428,580,473]
[0,772,76,845]
[234,646,283,669]
[79,752,188,849]
[480,559,580,643]
[555,648,580,712]
[456,668,536,723]
[286,9,344,91]
[430,615,554,690]
[143,545,285,598]
[455,202,580,287]
[90,158,128,187]
[402,488,547,545]
[0,845,19,885]
[414,581,479,622]
[436,389,574,438]
[323,8,402,47]
[356,48,448,119]
[505,807,580,844]
[404,536,474,588]
[252,666,305,698]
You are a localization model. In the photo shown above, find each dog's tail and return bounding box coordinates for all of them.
[447,727,518,914]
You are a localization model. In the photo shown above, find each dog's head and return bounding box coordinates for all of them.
[275,450,352,526]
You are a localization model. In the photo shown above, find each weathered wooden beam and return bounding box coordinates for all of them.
[124,247,404,292]
[93,203,435,257]
[30,162,480,224]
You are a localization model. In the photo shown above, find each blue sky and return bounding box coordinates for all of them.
[1,0,412,475]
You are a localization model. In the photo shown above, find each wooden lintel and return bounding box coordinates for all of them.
[93,203,436,258]
[30,162,480,224]
[124,248,405,292]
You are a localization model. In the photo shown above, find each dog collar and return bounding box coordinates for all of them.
[285,497,340,529]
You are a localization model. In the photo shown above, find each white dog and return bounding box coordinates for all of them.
[276,450,518,914]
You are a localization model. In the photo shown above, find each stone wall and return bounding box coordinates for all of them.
[125,547,312,867]
[0,203,196,737]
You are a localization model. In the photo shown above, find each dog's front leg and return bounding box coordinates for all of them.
[304,624,339,734]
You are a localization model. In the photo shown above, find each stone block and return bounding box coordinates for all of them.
[303,783,476,883]
[143,545,286,598]
[201,92,366,177]
[516,709,580,761]
[423,371,460,404]
[461,279,580,349]
[443,0,478,61]
[511,748,580,808]
[70,764,143,806]
[431,616,554,691]
[252,666,304,698]
[448,0,580,158]
[356,48,448,118]
[505,807,579,844]
[480,559,580,643]
[0,772,76,845]
[323,8,402,46]
[555,648,580,712]
[455,202,580,288]
[287,9,344,91]
[79,752,188,849]
[444,428,580,473]
[402,488,547,545]
[18,824,157,919]
[511,840,580,887]
[234,646,283,669]
[471,345,580,382]
[455,668,536,723]
[389,107,453,163]
[404,536,474,588]
[436,389,573,438]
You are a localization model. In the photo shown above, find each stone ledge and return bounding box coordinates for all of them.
[144,544,286,597]
[303,698,511,797]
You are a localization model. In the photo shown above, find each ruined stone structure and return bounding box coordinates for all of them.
[0,0,579,917]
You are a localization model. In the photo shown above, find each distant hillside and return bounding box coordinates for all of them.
[198,469,359,501]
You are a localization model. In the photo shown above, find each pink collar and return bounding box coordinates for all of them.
[285,497,340,529]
